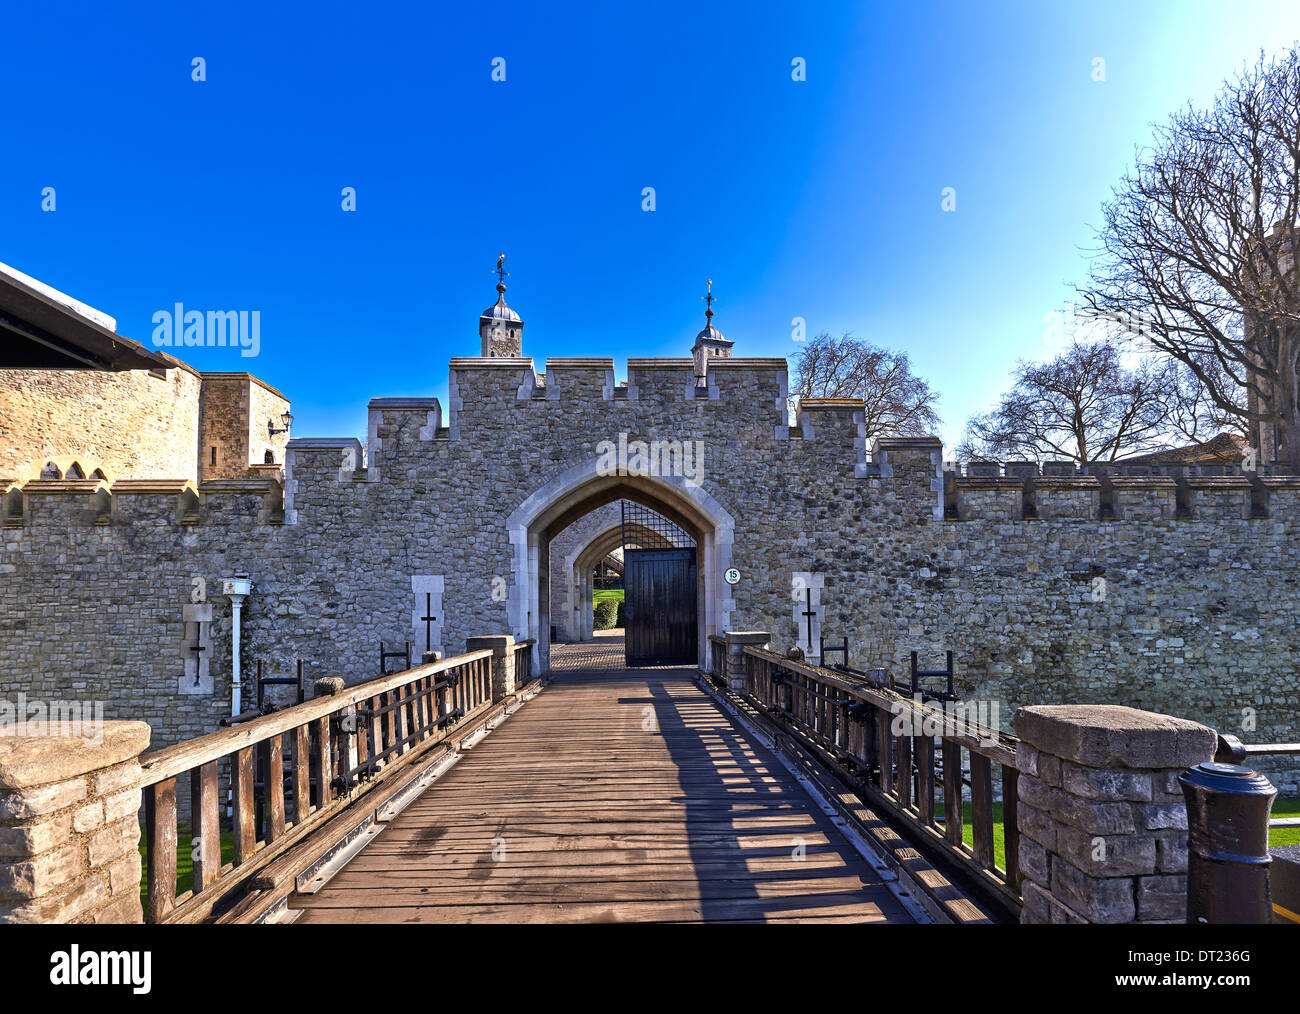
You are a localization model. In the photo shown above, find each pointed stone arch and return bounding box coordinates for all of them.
[506,459,735,672]
[558,517,669,641]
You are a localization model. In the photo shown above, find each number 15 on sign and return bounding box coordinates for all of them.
[724,567,741,586]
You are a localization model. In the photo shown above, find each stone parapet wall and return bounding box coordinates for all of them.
[0,722,150,924]
[1012,705,1215,924]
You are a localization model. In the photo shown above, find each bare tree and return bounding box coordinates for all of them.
[1162,354,1251,446]
[958,340,1174,463]
[1077,47,1300,465]
[790,332,941,442]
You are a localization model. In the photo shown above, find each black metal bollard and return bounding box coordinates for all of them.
[1179,758,1277,923]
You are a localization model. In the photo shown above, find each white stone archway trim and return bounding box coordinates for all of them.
[506,458,736,673]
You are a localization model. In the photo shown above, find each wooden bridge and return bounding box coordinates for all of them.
[292,638,912,923]
[133,631,1024,925]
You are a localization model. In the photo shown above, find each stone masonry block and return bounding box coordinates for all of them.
[1017,800,1058,852]
[1137,874,1187,921]
[87,817,140,869]
[0,779,87,822]
[1018,775,1135,834]
[1155,831,1188,874]
[1038,752,1061,788]
[106,851,142,898]
[0,841,86,900]
[1061,761,1153,802]
[102,787,141,824]
[1013,705,1215,770]
[1051,861,1136,923]
[1016,742,1038,778]
[0,813,75,861]
[89,760,143,798]
[71,801,104,834]
[1140,802,1188,831]
[0,874,105,925]
[1018,836,1050,886]
[1054,825,1156,878]
[92,890,143,924]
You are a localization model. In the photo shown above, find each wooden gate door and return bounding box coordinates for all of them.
[623,548,697,666]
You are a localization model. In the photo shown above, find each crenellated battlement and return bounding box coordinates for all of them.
[942,459,1299,521]
[445,355,790,419]
[1,475,284,528]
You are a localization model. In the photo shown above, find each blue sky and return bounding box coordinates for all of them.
[4,1,1299,450]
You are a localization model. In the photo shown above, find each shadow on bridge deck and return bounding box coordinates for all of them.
[290,634,914,924]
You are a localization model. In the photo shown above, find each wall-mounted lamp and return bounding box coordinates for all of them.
[268,410,293,438]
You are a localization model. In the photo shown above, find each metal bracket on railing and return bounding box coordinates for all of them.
[845,700,873,721]
[219,702,276,727]
[1213,733,1248,764]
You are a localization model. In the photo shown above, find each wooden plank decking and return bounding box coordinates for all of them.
[291,635,914,924]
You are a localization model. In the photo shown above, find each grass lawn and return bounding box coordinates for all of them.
[593,589,624,606]
[925,797,1300,877]
[1272,798,1300,848]
[934,801,1007,873]
[139,830,235,900]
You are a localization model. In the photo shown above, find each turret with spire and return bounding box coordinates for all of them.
[691,278,733,385]
[479,253,524,357]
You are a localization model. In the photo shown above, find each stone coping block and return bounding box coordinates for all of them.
[286,437,363,452]
[707,358,790,369]
[1106,476,1178,489]
[1253,476,1300,490]
[367,397,442,409]
[544,357,615,369]
[625,357,693,368]
[1014,705,1214,770]
[100,479,195,495]
[1028,476,1101,490]
[448,357,534,369]
[0,723,151,790]
[12,480,111,496]
[197,478,279,494]
[874,436,943,452]
[724,631,772,646]
[1178,476,1254,490]
[466,634,516,657]
[949,476,1022,490]
[800,398,864,411]
[966,461,1002,477]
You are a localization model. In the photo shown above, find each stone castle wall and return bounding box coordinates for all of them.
[1,354,1297,791]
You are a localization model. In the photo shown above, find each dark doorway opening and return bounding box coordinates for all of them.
[619,501,699,667]
[624,547,698,666]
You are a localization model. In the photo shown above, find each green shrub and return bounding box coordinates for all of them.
[594,599,619,630]
[615,601,626,628]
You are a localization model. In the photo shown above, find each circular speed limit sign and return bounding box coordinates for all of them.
[723,567,741,586]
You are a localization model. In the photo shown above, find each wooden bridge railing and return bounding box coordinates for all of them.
[708,635,727,689]
[741,645,1022,914]
[512,638,534,687]
[138,647,498,924]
